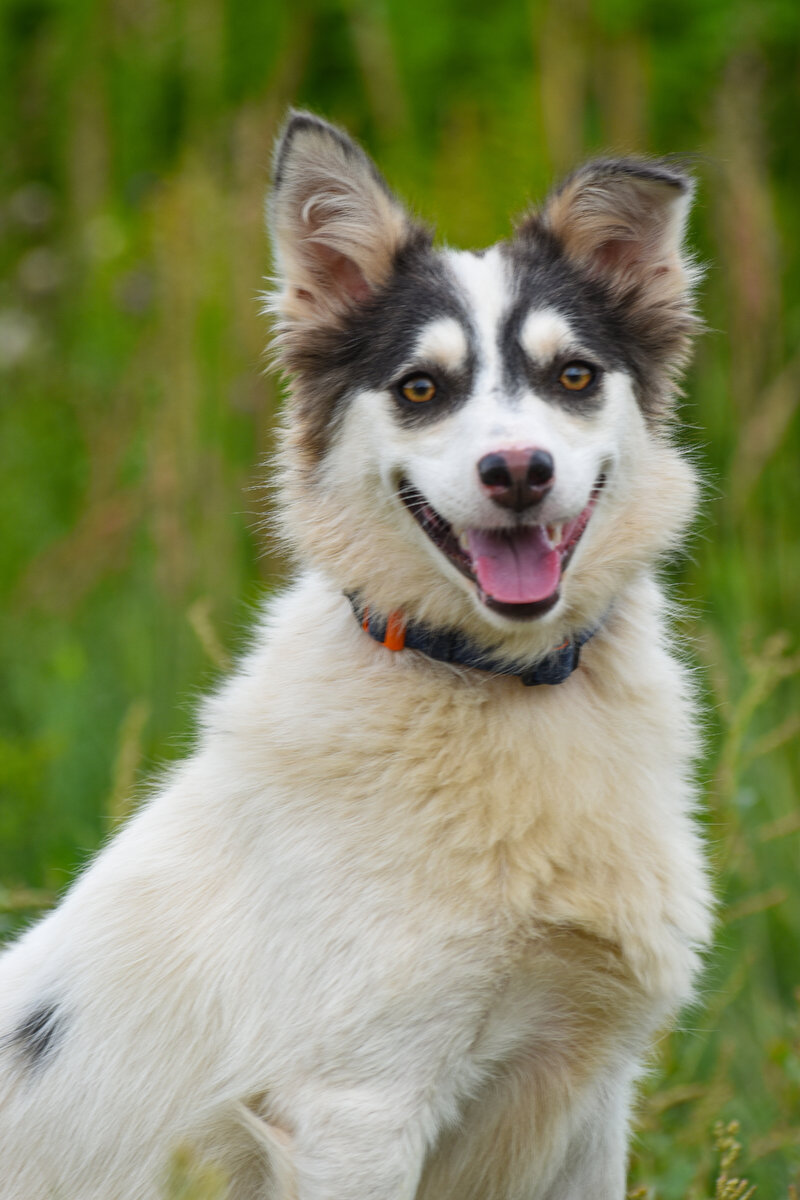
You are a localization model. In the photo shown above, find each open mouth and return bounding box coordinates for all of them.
[398,475,606,620]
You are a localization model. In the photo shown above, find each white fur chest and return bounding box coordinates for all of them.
[203,573,712,1033]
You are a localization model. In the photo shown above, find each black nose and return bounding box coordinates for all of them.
[477,448,555,512]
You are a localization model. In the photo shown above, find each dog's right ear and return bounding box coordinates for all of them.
[268,111,415,327]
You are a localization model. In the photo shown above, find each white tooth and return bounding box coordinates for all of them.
[547,524,563,547]
[458,531,471,551]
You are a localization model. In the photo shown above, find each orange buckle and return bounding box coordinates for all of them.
[383,610,407,652]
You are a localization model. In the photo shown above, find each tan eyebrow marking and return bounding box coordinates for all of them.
[519,309,576,362]
[412,317,470,372]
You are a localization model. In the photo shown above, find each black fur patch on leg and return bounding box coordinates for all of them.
[10,1001,64,1067]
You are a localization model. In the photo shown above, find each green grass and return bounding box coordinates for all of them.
[1,0,799,1194]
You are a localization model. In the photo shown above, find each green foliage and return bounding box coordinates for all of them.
[163,1148,229,1200]
[1,0,798,1194]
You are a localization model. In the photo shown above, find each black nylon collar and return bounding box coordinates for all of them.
[347,593,597,686]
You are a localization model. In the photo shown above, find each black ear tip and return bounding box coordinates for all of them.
[272,109,361,188]
[273,110,328,185]
[636,158,695,195]
[566,156,695,198]
[281,109,335,140]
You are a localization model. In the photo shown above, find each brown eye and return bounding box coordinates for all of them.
[400,375,437,404]
[558,363,595,391]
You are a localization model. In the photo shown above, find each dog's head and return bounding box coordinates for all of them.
[266,112,700,657]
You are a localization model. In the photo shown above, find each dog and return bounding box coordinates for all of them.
[0,111,713,1199]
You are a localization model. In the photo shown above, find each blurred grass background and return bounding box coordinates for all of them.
[0,0,798,1195]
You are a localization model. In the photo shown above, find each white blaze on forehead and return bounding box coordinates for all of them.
[412,316,469,372]
[444,247,511,377]
[519,309,576,362]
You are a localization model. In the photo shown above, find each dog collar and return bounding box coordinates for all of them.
[347,593,597,687]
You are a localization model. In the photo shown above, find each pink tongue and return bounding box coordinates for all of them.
[466,527,561,604]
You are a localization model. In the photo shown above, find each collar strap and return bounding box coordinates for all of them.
[347,593,597,687]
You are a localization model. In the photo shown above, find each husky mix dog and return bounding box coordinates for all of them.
[0,112,712,1199]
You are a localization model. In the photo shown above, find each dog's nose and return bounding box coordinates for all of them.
[477,448,555,512]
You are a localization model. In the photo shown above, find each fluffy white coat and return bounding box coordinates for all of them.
[0,113,713,1199]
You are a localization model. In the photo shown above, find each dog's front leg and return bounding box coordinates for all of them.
[284,1087,430,1200]
[540,1073,633,1200]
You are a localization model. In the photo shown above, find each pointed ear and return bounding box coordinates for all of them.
[519,158,701,416]
[267,111,416,326]
[534,157,698,306]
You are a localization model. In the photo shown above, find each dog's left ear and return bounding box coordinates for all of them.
[268,111,418,327]
[535,158,697,304]
[523,158,701,412]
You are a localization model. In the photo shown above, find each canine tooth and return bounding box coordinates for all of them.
[458,531,471,551]
[547,523,563,547]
